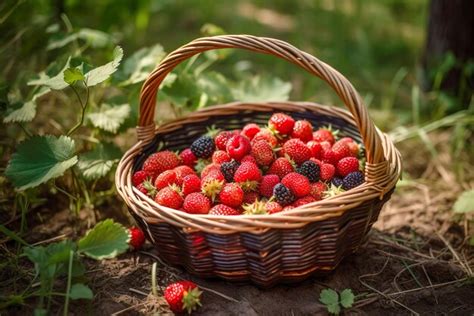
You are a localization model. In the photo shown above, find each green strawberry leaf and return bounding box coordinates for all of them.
[319,288,339,306]
[77,142,122,180]
[231,75,292,102]
[85,46,123,86]
[87,103,131,133]
[196,71,233,106]
[3,87,50,123]
[453,190,474,213]
[339,288,355,308]
[76,28,113,48]
[77,219,130,260]
[28,57,72,90]
[69,283,93,300]
[327,303,341,315]
[64,67,85,85]
[5,135,78,190]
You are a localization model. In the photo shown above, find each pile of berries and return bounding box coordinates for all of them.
[132,113,365,215]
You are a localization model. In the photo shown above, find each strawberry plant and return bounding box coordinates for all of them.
[319,288,355,315]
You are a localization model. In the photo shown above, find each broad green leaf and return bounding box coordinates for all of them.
[24,246,48,275]
[3,87,50,123]
[77,142,122,180]
[454,190,474,214]
[77,28,113,48]
[64,67,85,85]
[69,283,93,300]
[231,75,292,102]
[28,57,71,90]
[339,289,355,308]
[85,46,123,86]
[116,44,165,86]
[78,219,130,260]
[47,240,75,265]
[5,135,77,190]
[87,103,131,133]
[327,303,341,315]
[159,72,200,109]
[319,288,339,306]
[196,71,232,106]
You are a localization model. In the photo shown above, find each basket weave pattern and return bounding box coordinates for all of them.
[116,35,401,287]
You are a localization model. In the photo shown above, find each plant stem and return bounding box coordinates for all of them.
[67,81,89,136]
[151,262,157,296]
[63,250,74,316]
[19,123,32,137]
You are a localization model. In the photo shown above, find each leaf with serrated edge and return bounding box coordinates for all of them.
[327,303,341,315]
[28,57,71,90]
[5,135,77,190]
[319,288,339,306]
[77,142,122,180]
[87,103,130,133]
[78,219,130,260]
[231,75,292,102]
[3,87,51,123]
[339,289,355,308]
[453,190,474,213]
[117,44,165,86]
[69,283,93,300]
[64,67,85,85]
[85,46,123,86]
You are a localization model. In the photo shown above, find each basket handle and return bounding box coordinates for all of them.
[139,35,386,164]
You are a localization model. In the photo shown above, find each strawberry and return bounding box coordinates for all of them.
[332,141,352,162]
[268,113,295,135]
[128,226,145,250]
[265,201,283,214]
[143,151,180,179]
[267,157,294,179]
[336,156,360,177]
[219,183,244,208]
[281,172,311,198]
[320,163,336,181]
[291,120,313,142]
[283,139,311,165]
[241,155,257,164]
[310,181,327,200]
[306,141,323,159]
[259,174,280,198]
[242,200,268,215]
[183,192,211,214]
[164,281,202,314]
[155,186,183,209]
[233,162,262,191]
[337,137,360,157]
[132,170,150,186]
[136,183,148,195]
[212,150,231,164]
[215,131,235,150]
[154,170,178,190]
[241,123,260,140]
[182,174,202,196]
[293,195,316,207]
[174,165,196,182]
[321,148,338,165]
[136,180,157,198]
[251,140,274,167]
[179,148,197,167]
[201,163,221,178]
[252,129,278,148]
[226,135,251,161]
[201,172,225,202]
[209,204,240,215]
[242,191,259,204]
[313,128,336,144]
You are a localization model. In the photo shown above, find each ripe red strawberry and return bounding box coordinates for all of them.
[214,131,234,150]
[201,163,221,178]
[320,163,336,181]
[242,191,259,204]
[182,174,201,196]
[313,128,336,144]
[281,172,311,198]
[321,148,338,165]
[233,162,262,191]
[183,192,211,214]
[154,170,178,190]
[136,183,148,195]
[241,155,257,164]
[259,174,280,198]
[143,151,180,179]
[212,150,231,164]
[128,226,145,250]
[155,187,183,209]
[291,120,313,142]
[310,181,327,200]
[268,113,295,135]
[241,123,260,140]
[283,139,311,165]
[226,135,251,161]
[332,141,352,162]
[293,195,316,207]
[252,129,278,148]
[164,281,202,314]
[209,204,240,215]
[219,183,244,208]
[306,141,323,159]
[136,180,157,198]
[174,165,196,183]
[337,137,360,156]
[265,201,283,214]
[251,140,274,167]
[201,171,225,201]
[267,157,294,179]
[132,170,150,186]
[337,156,360,177]
[179,148,197,167]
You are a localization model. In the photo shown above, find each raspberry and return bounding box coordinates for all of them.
[179,148,197,167]
[226,135,251,161]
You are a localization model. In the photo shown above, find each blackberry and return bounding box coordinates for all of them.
[190,136,215,158]
[342,171,364,190]
[331,177,343,187]
[273,183,295,206]
[297,160,320,182]
[220,160,240,182]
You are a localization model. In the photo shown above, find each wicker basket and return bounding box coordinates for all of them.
[116,35,401,287]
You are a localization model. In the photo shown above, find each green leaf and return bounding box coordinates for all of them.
[47,240,75,265]
[327,303,341,315]
[0,224,29,246]
[69,283,93,300]
[87,103,131,133]
[77,219,130,260]
[85,46,123,86]
[339,289,355,308]
[28,57,71,90]
[3,87,50,123]
[34,308,48,316]
[5,135,78,190]
[77,142,122,180]
[77,28,113,48]
[453,190,474,213]
[196,71,233,106]
[64,67,85,85]
[231,75,292,102]
[319,288,339,306]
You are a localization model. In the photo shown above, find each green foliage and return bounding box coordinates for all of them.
[69,284,93,300]
[231,75,292,102]
[84,46,123,86]
[87,103,131,133]
[78,143,122,180]
[453,190,474,214]
[64,68,85,85]
[319,288,355,315]
[28,57,73,90]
